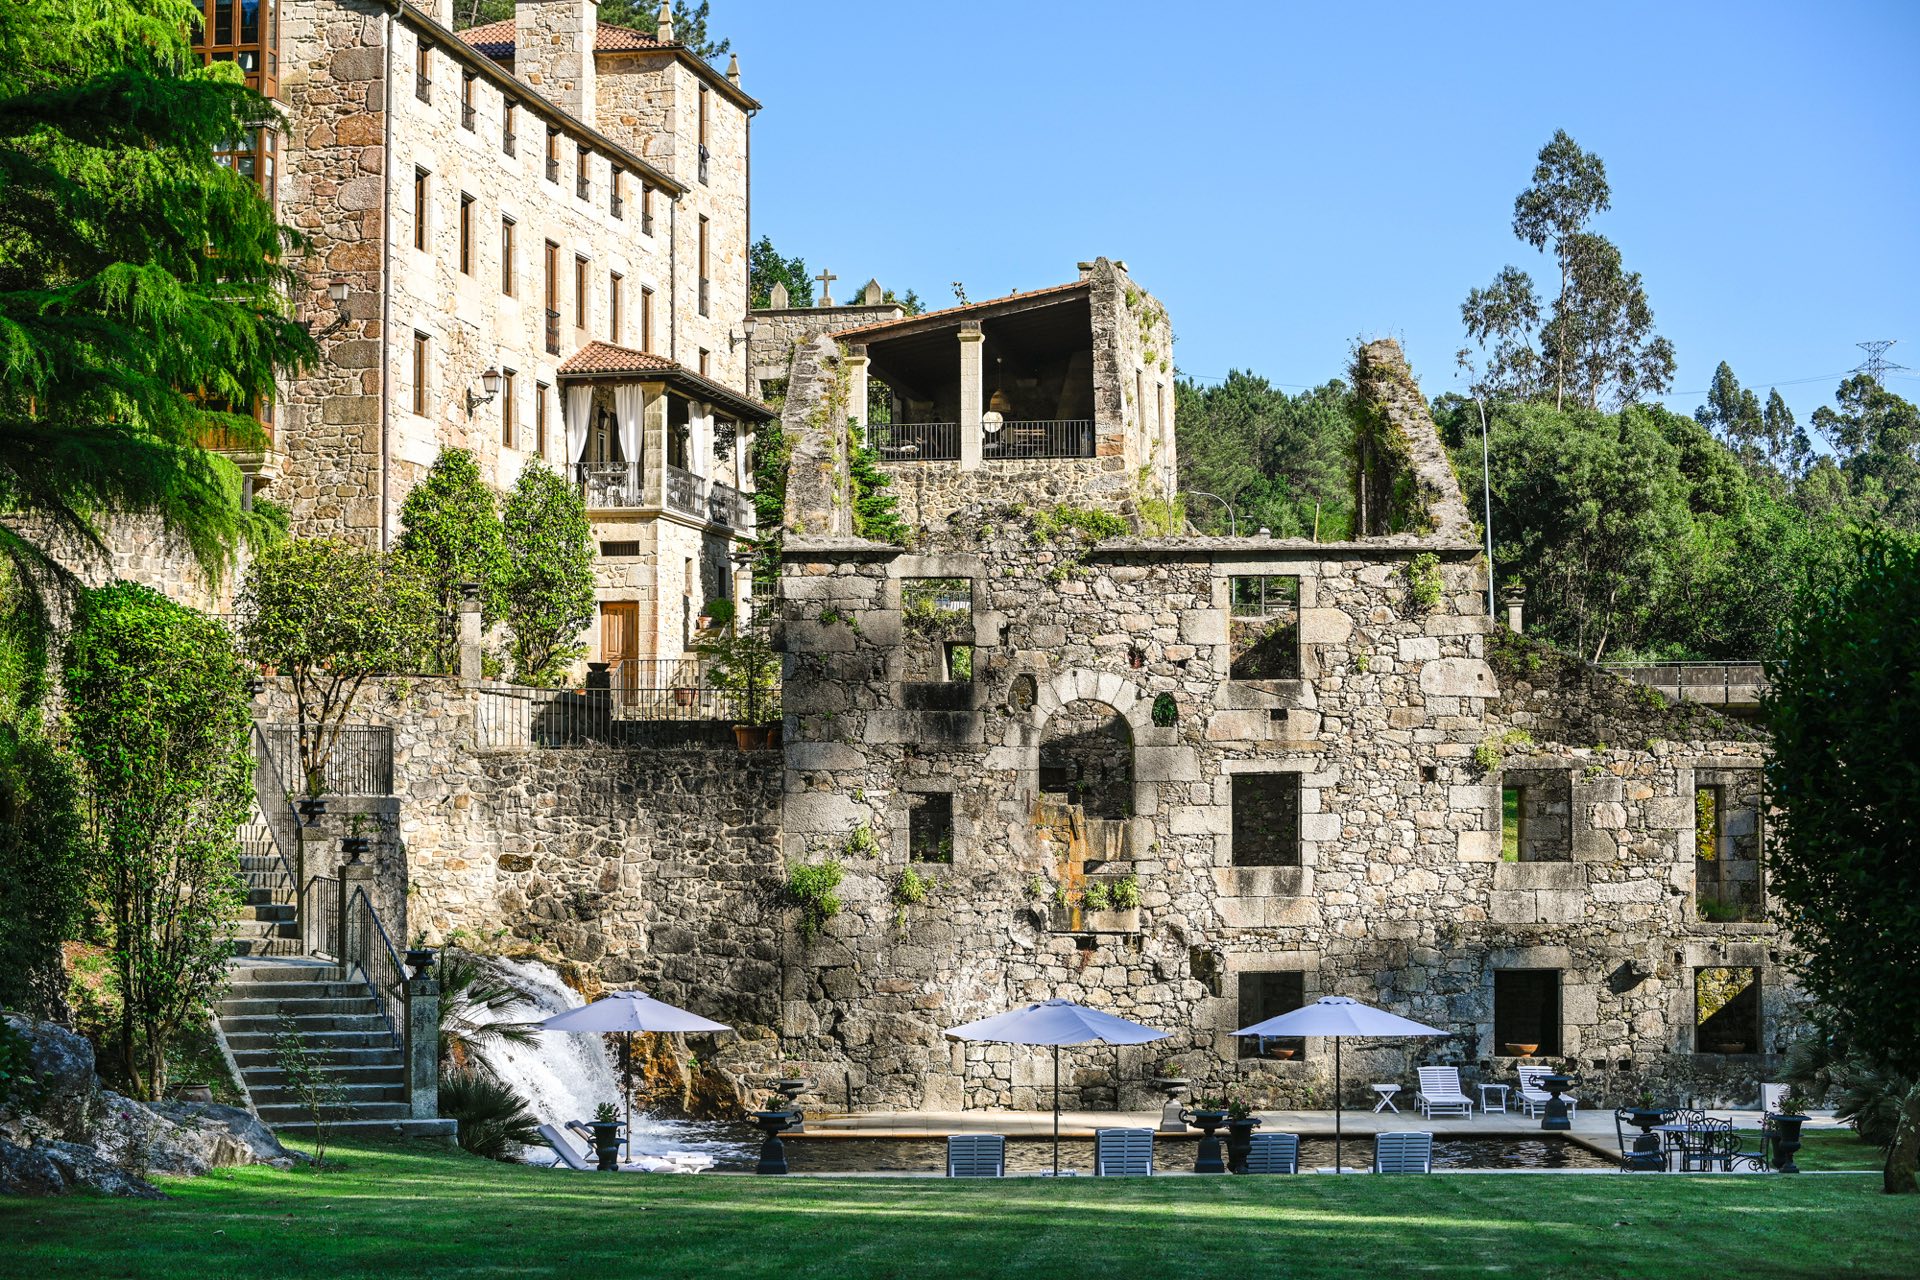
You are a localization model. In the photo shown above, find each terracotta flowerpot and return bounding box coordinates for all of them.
[1504,1043,1539,1057]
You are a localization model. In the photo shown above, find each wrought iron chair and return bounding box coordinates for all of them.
[1676,1118,1772,1172]
[1663,1107,1709,1168]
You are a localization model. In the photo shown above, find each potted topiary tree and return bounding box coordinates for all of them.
[699,611,780,751]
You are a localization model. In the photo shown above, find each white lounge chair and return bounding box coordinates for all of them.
[1517,1065,1578,1119]
[1373,1131,1433,1173]
[1243,1132,1300,1174]
[1416,1067,1473,1118]
[538,1123,598,1170]
[1094,1128,1154,1176]
[946,1134,1006,1177]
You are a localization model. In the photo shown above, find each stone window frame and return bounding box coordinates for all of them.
[890,778,967,869]
[1678,756,1770,924]
[1217,951,1321,1064]
[1491,966,1565,1058]
[1207,562,1325,685]
[1227,771,1303,870]
[1212,759,1324,899]
[1493,765,1573,863]
[880,557,986,691]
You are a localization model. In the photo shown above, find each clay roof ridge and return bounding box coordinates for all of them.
[833,280,1089,339]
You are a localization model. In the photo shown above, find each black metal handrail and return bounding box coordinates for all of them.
[869,421,960,461]
[264,723,394,797]
[348,886,408,1050]
[545,307,561,354]
[985,419,1095,460]
[476,676,768,749]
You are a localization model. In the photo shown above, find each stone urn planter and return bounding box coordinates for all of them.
[1225,1116,1263,1174]
[1537,1074,1575,1131]
[1621,1107,1670,1171]
[173,1082,213,1104]
[1770,1113,1810,1173]
[587,1119,623,1171]
[749,1109,798,1175]
[1182,1108,1228,1174]
[1148,1076,1190,1133]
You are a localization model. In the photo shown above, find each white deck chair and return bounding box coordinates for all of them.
[1094,1128,1154,1176]
[1517,1065,1579,1119]
[1243,1132,1300,1174]
[1416,1067,1473,1118]
[1373,1131,1433,1173]
[946,1134,1006,1177]
[537,1123,597,1171]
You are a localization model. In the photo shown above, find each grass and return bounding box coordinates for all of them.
[2,1139,1914,1280]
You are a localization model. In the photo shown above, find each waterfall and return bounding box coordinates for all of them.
[472,955,751,1169]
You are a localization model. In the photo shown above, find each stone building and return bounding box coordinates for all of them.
[188,0,770,671]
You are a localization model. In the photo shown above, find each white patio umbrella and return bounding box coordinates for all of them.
[943,998,1168,1175]
[1233,995,1446,1174]
[540,990,731,1161]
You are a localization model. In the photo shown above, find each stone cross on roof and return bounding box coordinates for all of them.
[814,268,836,307]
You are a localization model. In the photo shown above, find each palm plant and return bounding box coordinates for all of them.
[438,1068,541,1161]
[435,949,540,1076]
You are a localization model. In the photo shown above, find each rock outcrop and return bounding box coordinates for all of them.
[1,1016,298,1198]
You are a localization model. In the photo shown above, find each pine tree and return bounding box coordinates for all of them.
[0,0,313,605]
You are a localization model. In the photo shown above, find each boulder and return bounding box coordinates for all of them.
[150,1102,296,1170]
[0,1139,65,1196]
[4,1017,99,1139]
[39,1139,164,1199]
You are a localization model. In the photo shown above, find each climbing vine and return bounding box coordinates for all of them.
[784,859,844,942]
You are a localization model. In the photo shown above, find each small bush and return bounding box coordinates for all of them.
[1150,693,1178,728]
[1108,875,1141,910]
[1404,552,1443,613]
[439,1068,541,1161]
[1083,881,1112,912]
[785,860,844,941]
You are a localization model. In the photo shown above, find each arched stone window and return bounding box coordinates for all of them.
[1038,699,1132,820]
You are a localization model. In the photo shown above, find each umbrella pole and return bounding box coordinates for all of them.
[1052,1045,1061,1177]
[624,1031,634,1164]
[1334,1037,1343,1175]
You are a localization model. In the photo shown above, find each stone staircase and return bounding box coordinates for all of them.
[217,958,416,1128]
[232,819,301,958]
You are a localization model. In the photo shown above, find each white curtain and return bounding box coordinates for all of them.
[614,383,644,470]
[564,385,592,465]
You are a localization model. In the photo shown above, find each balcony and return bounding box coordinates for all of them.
[707,481,753,531]
[665,464,703,518]
[576,461,644,509]
[574,464,750,531]
[503,130,516,157]
[610,192,624,221]
[576,173,591,201]
[985,419,1094,460]
[461,102,475,131]
[868,421,959,462]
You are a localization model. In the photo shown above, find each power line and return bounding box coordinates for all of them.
[1852,340,1908,387]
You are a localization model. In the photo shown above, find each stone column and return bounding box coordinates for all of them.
[404,962,441,1120]
[1503,585,1526,634]
[458,583,482,687]
[845,345,870,446]
[958,322,983,471]
[337,850,376,978]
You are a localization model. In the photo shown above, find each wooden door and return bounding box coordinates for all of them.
[600,602,640,693]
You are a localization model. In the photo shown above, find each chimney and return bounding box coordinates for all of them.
[1503,584,1525,634]
[514,0,597,126]
[726,53,740,86]
[655,1,675,44]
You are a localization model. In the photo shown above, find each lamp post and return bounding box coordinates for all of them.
[1182,490,1236,536]
[1475,393,1495,619]
[466,367,502,416]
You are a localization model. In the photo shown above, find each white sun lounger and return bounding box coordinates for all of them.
[1416,1067,1473,1118]
[1373,1131,1434,1173]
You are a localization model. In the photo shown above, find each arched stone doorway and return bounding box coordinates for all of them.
[1038,699,1133,820]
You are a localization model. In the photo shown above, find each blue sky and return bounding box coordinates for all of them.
[735,0,1919,422]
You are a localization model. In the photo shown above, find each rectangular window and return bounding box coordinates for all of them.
[412,166,429,251]
[908,793,954,864]
[1696,768,1764,922]
[697,216,710,316]
[457,193,473,274]
[640,286,655,352]
[543,240,560,353]
[545,129,559,182]
[901,578,972,686]
[1228,575,1300,680]
[599,540,641,558]
[500,216,515,296]
[576,144,591,200]
[461,71,476,130]
[1499,770,1571,862]
[1238,972,1306,1059]
[642,186,654,235]
[610,168,624,219]
[1231,773,1301,867]
[698,347,710,378]
[697,85,710,184]
[574,255,588,329]
[501,368,517,448]
[1493,969,1562,1057]
[535,381,550,457]
[410,331,429,417]
[1695,967,1761,1055]
[609,272,622,343]
[414,42,431,102]
[502,101,516,155]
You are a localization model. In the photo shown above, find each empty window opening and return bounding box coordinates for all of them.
[500,216,515,295]
[1232,773,1302,867]
[1500,770,1571,862]
[1420,764,1439,784]
[901,578,972,683]
[457,193,473,273]
[412,166,429,251]
[1695,769,1764,922]
[1493,969,1562,1057]
[500,368,516,448]
[599,540,640,558]
[1229,575,1301,680]
[1038,699,1132,821]
[1695,967,1760,1054]
[1238,971,1306,1059]
[908,793,954,864]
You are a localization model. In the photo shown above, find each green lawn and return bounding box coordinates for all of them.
[2,1139,1913,1280]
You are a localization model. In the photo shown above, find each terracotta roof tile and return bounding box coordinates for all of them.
[556,341,677,376]
[833,280,1089,339]
[462,19,670,59]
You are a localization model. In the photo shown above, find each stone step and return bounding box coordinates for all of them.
[249,1080,408,1106]
[219,1014,388,1038]
[227,1028,393,1052]
[220,980,366,1001]
[244,902,297,922]
[217,996,373,1018]
[229,936,303,958]
[255,1101,420,1124]
[232,1046,399,1069]
[241,1064,406,1088]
